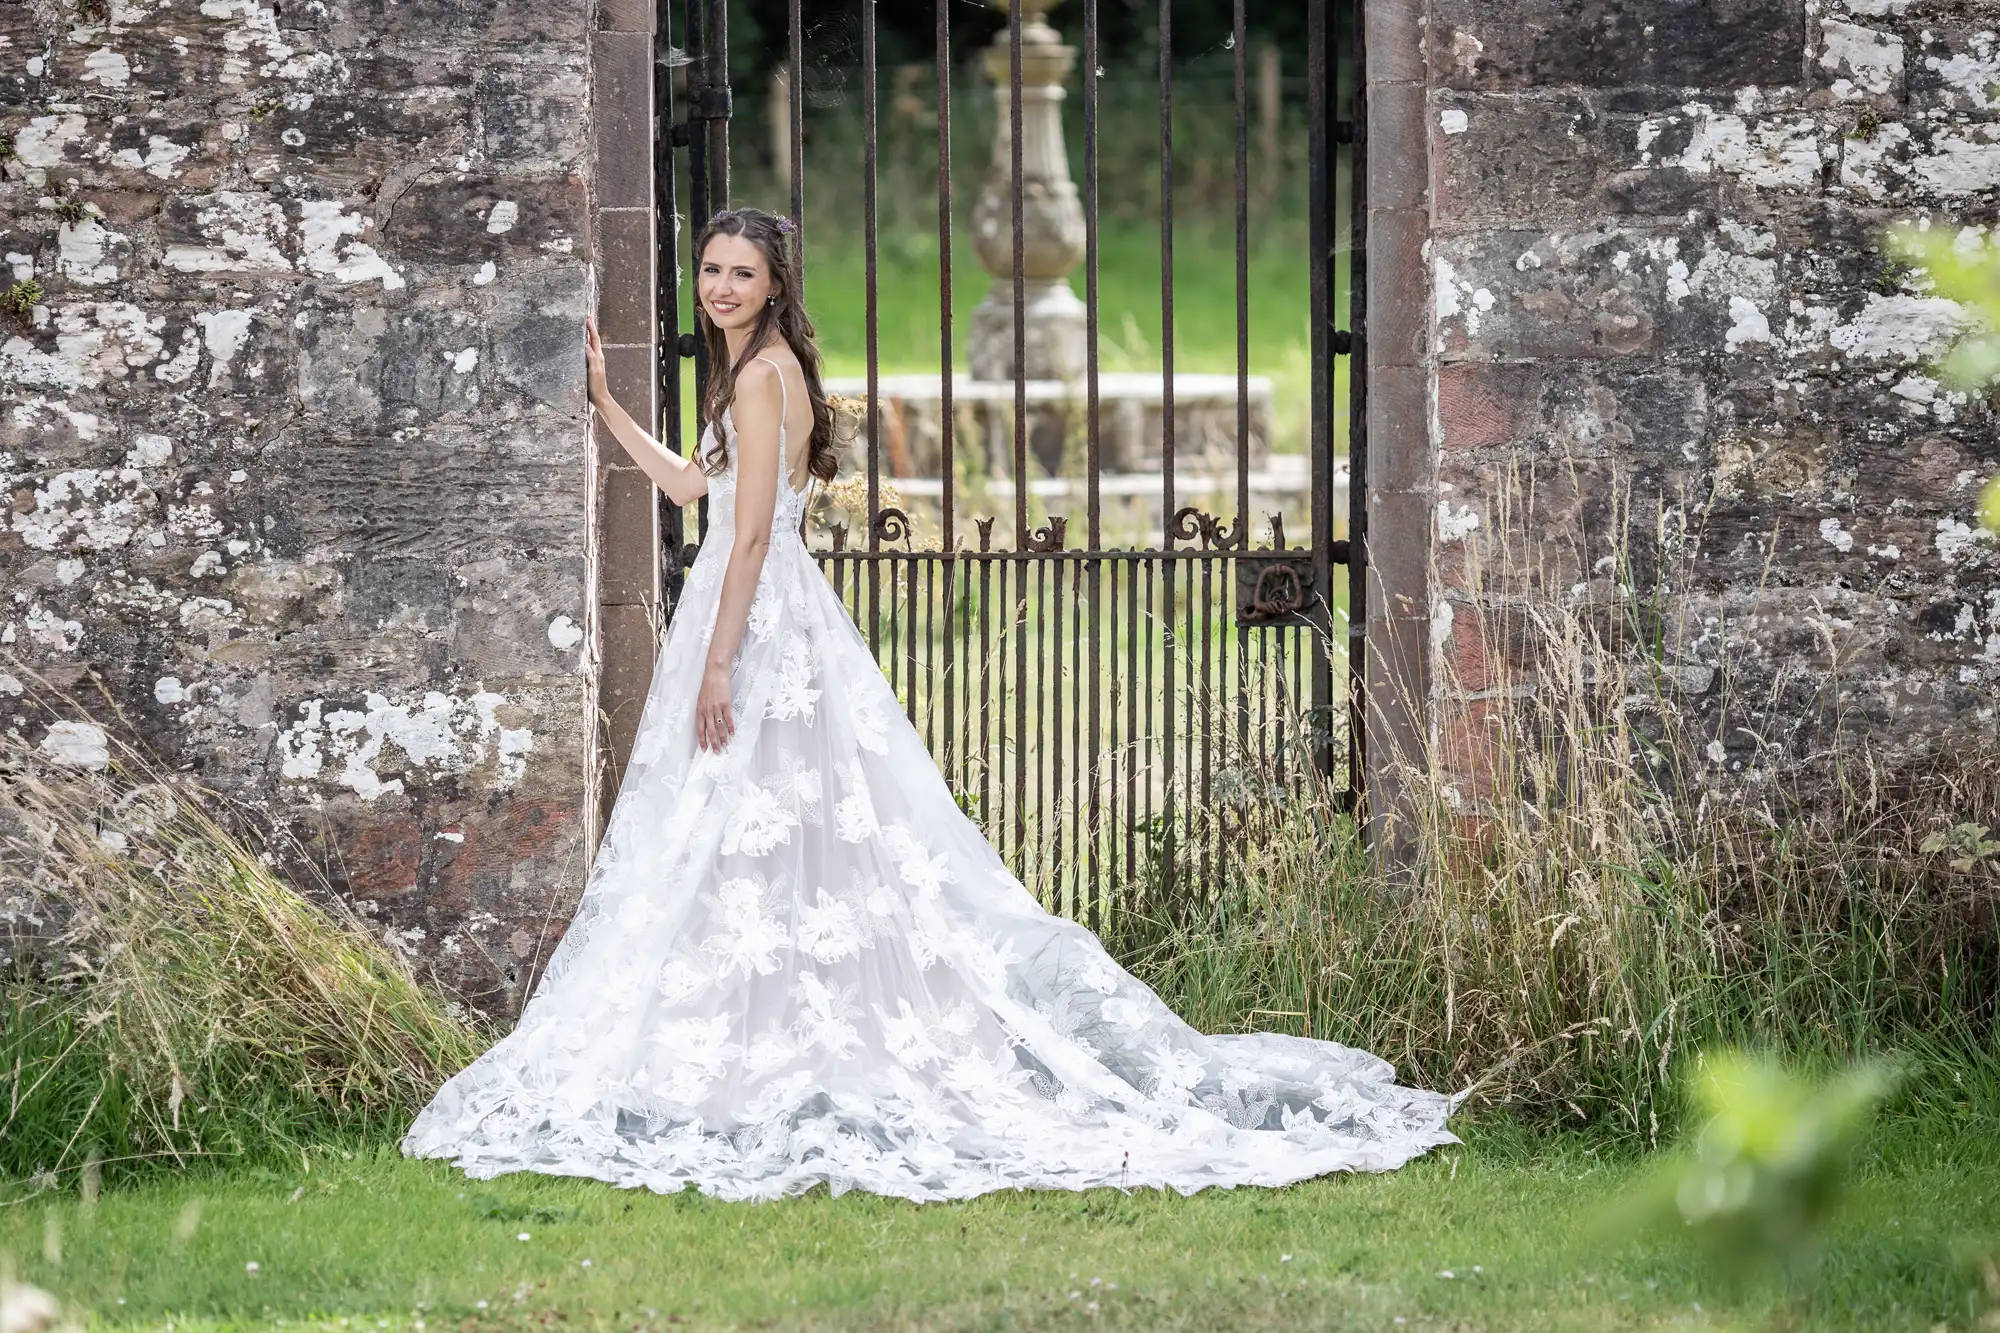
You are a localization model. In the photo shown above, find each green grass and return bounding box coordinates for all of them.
[5,1111,1997,1331]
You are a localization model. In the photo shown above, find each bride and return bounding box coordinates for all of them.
[402,206,1456,1201]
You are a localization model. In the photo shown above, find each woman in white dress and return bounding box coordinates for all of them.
[402,207,1456,1201]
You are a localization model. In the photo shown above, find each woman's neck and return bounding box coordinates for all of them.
[723,327,767,361]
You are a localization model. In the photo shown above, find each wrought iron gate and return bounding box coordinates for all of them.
[652,0,1365,922]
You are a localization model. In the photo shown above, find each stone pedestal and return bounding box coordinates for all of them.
[969,279,1087,383]
[968,0,1087,382]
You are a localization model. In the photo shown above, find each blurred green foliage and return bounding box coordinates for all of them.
[1892,224,2000,533]
[1648,1051,1898,1287]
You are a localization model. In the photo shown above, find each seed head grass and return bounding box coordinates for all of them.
[1103,467,1999,1145]
[1,707,488,1186]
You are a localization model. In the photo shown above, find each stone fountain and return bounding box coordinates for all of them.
[824,0,1298,541]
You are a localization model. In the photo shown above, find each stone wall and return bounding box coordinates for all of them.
[0,0,606,1014]
[1406,0,2000,810]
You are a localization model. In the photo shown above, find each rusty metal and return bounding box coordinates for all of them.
[1023,517,1068,553]
[680,0,712,544]
[1168,506,1241,552]
[935,0,959,777]
[863,0,881,670]
[653,2,1367,917]
[1240,561,1310,624]
[654,0,686,603]
[871,507,911,548]
[1345,0,1371,809]
[786,0,804,297]
[1156,0,1179,906]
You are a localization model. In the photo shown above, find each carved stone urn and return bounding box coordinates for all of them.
[967,0,1087,383]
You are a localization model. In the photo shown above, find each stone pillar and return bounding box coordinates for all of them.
[1362,0,1435,867]
[591,0,663,834]
[968,0,1087,383]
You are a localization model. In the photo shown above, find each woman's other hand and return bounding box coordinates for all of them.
[694,662,735,752]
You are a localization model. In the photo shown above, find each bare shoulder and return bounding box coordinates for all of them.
[728,356,785,452]
[734,355,785,404]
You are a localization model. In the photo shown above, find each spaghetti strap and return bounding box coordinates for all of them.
[756,354,810,498]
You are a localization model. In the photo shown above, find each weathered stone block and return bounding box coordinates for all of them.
[1812,16,1908,109]
[1365,487,1434,622]
[241,83,475,191]
[1430,0,1808,93]
[264,427,587,563]
[1432,93,1719,232]
[1839,118,2000,213]
[1437,361,1546,454]
[382,175,587,266]
[1434,227,1723,363]
[1367,364,1432,491]
[327,0,588,48]
[1909,26,2000,114]
[597,0,654,35]
[1367,208,1431,365]
[597,466,661,609]
[591,31,653,211]
[96,119,235,192]
[594,209,657,347]
[478,60,592,168]
[597,600,658,797]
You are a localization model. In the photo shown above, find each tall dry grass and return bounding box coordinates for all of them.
[1106,469,1999,1143]
[0,711,487,1186]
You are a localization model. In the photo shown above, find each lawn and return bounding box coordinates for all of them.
[6,1111,1997,1331]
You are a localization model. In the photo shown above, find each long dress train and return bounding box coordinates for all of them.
[402,358,1457,1201]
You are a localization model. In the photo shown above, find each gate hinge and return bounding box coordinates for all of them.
[667,121,690,148]
[1330,329,1353,356]
[1333,120,1357,145]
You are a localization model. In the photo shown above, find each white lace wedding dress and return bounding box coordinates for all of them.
[403,358,1456,1201]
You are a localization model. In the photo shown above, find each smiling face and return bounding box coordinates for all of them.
[697,233,777,334]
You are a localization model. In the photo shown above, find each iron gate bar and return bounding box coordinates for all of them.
[935,0,957,774]
[1228,0,1249,897]
[1008,0,1026,550]
[1232,0,1250,545]
[705,0,729,204]
[1006,0,1028,879]
[654,0,685,605]
[682,0,711,545]
[1082,0,1102,920]
[1156,0,1178,903]
[1307,0,1334,785]
[1347,0,1370,810]
[786,0,804,299]
[863,0,880,682]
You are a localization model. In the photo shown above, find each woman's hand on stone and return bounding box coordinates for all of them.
[584,316,610,404]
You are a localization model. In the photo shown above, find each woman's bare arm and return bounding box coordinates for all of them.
[692,357,784,751]
[585,318,709,509]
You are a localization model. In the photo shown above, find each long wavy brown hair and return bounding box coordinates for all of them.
[694,207,840,484]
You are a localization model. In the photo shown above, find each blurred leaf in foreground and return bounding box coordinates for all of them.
[1890,224,2000,534]
[1626,1050,1898,1288]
